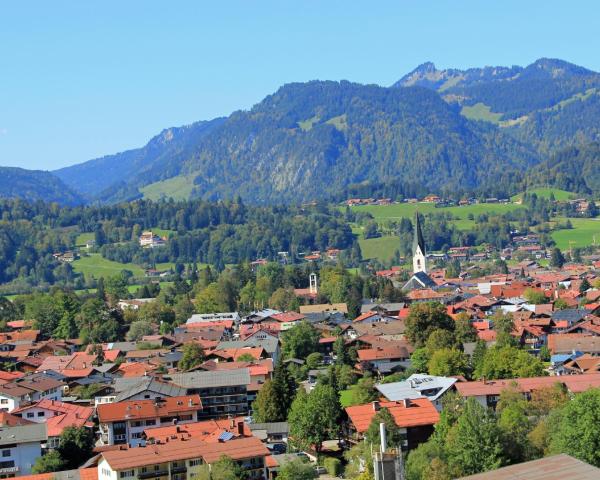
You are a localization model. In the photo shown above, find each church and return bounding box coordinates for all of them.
[403,213,436,290]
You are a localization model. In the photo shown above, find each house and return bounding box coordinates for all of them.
[547,334,600,355]
[454,373,600,409]
[97,436,270,480]
[248,422,289,445]
[0,375,64,412]
[117,298,156,311]
[97,395,203,446]
[375,374,458,411]
[112,377,187,403]
[356,345,411,374]
[345,399,439,451]
[299,303,348,315]
[0,423,47,476]
[165,369,251,419]
[186,312,240,325]
[139,231,166,248]
[12,399,94,448]
[216,336,280,364]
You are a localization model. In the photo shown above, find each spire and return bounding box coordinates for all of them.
[413,212,425,255]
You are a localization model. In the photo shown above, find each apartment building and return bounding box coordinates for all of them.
[98,436,269,480]
[0,375,64,412]
[0,423,46,477]
[97,396,202,447]
[166,369,250,419]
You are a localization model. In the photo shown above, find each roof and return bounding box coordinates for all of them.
[0,423,47,445]
[403,272,437,291]
[114,378,186,402]
[357,345,410,362]
[458,454,600,479]
[216,337,279,354]
[299,303,348,314]
[248,422,289,435]
[376,374,457,402]
[97,395,202,423]
[0,411,34,427]
[270,312,305,323]
[345,398,439,433]
[547,334,600,354]
[455,373,600,397]
[15,468,98,480]
[101,436,269,469]
[413,212,425,254]
[144,417,252,442]
[167,368,251,389]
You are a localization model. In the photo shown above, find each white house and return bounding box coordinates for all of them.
[0,423,47,476]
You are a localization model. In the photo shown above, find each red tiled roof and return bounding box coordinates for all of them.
[270,312,305,323]
[101,436,269,469]
[353,311,378,323]
[98,395,202,423]
[144,417,251,442]
[356,346,410,362]
[345,399,439,433]
[118,361,158,377]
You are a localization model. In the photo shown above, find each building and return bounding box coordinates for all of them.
[139,231,166,248]
[166,369,251,419]
[412,213,427,274]
[458,454,600,479]
[345,399,439,451]
[0,423,47,477]
[0,376,64,412]
[97,436,269,480]
[376,374,457,411]
[97,396,202,446]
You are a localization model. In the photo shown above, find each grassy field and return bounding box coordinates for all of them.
[140,175,196,201]
[339,389,353,408]
[358,235,400,262]
[511,187,575,202]
[350,202,523,223]
[75,232,95,247]
[72,253,145,277]
[460,102,503,124]
[551,218,600,250]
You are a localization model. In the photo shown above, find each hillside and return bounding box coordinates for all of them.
[54,118,225,199]
[396,59,600,160]
[0,167,84,205]
[55,81,538,204]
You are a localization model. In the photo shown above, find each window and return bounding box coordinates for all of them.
[0,400,7,405]
[145,419,156,426]
[189,459,202,467]
[26,413,34,418]
[131,432,143,439]
[131,421,142,427]
[37,412,44,417]
[119,470,134,478]
[1,450,10,458]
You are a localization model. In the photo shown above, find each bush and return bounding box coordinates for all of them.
[323,457,342,476]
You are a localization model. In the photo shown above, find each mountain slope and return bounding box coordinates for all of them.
[0,167,84,205]
[54,118,225,199]
[174,81,538,203]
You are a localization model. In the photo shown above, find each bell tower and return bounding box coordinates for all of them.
[412,213,427,274]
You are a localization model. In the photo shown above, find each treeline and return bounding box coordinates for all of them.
[0,197,356,292]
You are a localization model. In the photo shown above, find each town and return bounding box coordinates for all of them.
[0,212,599,480]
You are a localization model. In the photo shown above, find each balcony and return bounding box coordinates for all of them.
[171,466,187,474]
[138,470,168,479]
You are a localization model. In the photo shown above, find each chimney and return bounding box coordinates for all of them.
[403,398,411,408]
[379,422,387,453]
[230,418,235,429]
[237,421,244,436]
[372,401,380,412]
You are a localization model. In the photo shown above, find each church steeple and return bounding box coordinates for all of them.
[412,212,427,273]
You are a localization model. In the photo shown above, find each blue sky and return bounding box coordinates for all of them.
[1,1,599,170]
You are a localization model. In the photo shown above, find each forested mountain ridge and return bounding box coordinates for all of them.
[54,118,226,199]
[21,58,597,204]
[0,167,84,205]
[52,81,538,204]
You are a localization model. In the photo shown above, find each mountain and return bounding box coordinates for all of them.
[396,58,600,157]
[52,58,600,204]
[525,143,600,196]
[54,118,225,199]
[0,167,84,205]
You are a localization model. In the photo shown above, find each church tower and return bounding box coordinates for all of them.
[412,213,427,274]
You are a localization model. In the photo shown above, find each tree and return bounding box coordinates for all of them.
[282,321,321,359]
[454,313,477,343]
[32,450,65,474]
[252,380,280,423]
[348,377,379,406]
[0,297,18,322]
[445,398,506,477]
[428,348,469,377]
[126,320,153,341]
[277,458,317,480]
[236,352,256,362]
[579,278,591,294]
[365,407,403,448]
[410,348,430,373]
[194,283,229,314]
[550,247,565,269]
[550,388,600,467]
[405,302,454,348]
[477,345,546,380]
[178,342,205,371]
[425,329,457,353]
[268,287,299,311]
[405,441,445,480]
[209,455,246,480]
[333,335,350,365]
[288,384,341,453]
[58,426,95,469]
[524,288,547,305]
[305,352,323,370]
[497,387,533,463]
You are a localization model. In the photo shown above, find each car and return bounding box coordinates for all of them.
[314,466,327,475]
[267,443,287,455]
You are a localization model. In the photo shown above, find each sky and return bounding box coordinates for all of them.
[1,1,599,171]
